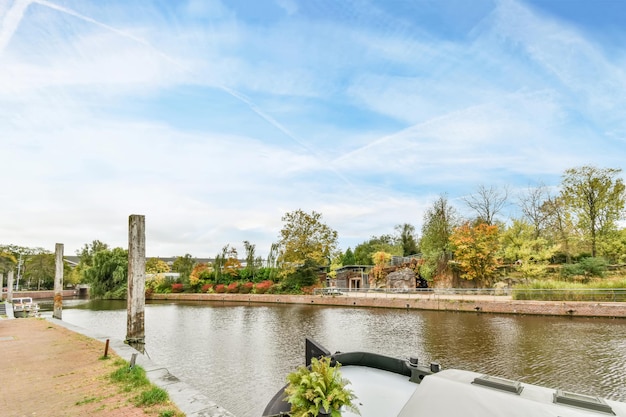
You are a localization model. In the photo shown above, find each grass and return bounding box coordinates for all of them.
[512,277,626,301]
[108,358,184,416]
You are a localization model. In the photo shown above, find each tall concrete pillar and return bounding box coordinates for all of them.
[126,214,146,353]
[53,243,64,319]
[0,273,3,300]
[7,270,13,302]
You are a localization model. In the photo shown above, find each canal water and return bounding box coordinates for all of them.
[48,300,626,417]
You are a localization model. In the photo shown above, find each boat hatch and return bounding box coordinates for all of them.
[554,390,615,415]
[472,375,523,394]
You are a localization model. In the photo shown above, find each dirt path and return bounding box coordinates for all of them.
[0,318,179,417]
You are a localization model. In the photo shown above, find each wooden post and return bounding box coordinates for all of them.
[53,243,64,319]
[7,270,13,302]
[126,214,146,353]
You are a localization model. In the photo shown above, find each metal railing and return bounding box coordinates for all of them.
[313,287,626,302]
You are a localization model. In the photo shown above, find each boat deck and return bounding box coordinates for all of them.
[340,365,416,417]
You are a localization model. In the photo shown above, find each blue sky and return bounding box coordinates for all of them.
[1,0,625,258]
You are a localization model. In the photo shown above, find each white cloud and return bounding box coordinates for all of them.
[1,0,625,258]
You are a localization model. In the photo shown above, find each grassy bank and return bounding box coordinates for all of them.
[512,278,626,302]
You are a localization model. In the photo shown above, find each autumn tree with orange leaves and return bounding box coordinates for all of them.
[449,222,500,286]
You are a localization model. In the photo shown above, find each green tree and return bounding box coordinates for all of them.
[24,252,55,290]
[540,195,578,263]
[277,209,338,275]
[341,247,356,265]
[450,222,500,285]
[0,251,17,274]
[420,195,459,280]
[76,240,109,267]
[353,235,400,265]
[500,219,557,279]
[561,166,626,257]
[395,223,419,256]
[172,254,195,283]
[83,247,128,299]
[242,240,257,280]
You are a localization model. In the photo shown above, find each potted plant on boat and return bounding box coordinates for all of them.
[285,356,360,417]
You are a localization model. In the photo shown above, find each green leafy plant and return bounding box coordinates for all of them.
[285,356,359,417]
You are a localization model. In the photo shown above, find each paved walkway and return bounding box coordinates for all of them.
[0,318,157,416]
[0,317,235,417]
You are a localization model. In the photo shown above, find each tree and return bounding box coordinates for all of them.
[189,263,212,287]
[0,251,17,274]
[449,222,500,285]
[146,258,170,274]
[172,254,195,283]
[222,245,242,278]
[370,251,392,288]
[463,185,508,225]
[83,247,128,299]
[561,166,626,257]
[242,240,257,280]
[517,183,550,238]
[341,247,356,265]
[500,219,557,279]
[277,209,338,272]
[395,223,419,256]
[420,195,459,279]
[540,195,578,263]
[353,235,401,265]
[76,240,109,268]
[24,253,55,290]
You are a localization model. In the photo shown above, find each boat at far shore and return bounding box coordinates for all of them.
[11,297,40,318]
[263,338,626,417]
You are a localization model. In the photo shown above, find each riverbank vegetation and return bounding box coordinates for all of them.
[2,165,625,302]
[109,358,183,416]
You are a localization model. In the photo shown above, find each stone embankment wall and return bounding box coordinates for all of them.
[5,289,79,300]
[150,293,626,318]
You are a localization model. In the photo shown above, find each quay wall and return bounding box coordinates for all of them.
[149,293,626,319]
[4,289,80,300]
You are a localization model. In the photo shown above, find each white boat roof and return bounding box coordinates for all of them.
[340,366,626,417]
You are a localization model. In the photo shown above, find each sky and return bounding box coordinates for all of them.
[1,0,625,259]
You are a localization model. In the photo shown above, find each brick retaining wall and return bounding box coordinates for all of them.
[150,293,626,318]
[6,289,80,299]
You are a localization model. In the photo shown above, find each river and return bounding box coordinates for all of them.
[44,299,626,417]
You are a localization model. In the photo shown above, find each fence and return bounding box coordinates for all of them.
[313,287,626,302]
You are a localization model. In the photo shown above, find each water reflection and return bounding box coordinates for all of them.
[57,300,626,417]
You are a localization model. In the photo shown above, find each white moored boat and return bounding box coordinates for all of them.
[11,297,40,318]
[263,338,626,417]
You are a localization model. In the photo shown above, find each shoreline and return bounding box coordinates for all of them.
[47,317,236,417]
[148,292,626,319]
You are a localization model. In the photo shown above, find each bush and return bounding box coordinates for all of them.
[579,257,608,277]
[240,282,254,294]
[254,280,273,294]
[171,283,184,293]
[215,284,226,293]
[227,282,240,293]
[201,283,213,293]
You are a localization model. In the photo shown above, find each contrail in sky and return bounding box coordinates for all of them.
[0,0,357,191]
[0,0,32,56]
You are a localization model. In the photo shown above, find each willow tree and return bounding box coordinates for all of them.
[561,166,626,258]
